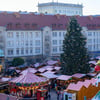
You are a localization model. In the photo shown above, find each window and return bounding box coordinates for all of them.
[35,32,39,37]
[30,48,33,54]
[26,41,28,46]
[35,47,40,53]
[7,32,13,38]
[45,36,49,41]
[8,49,13,55]
[26,48,28,54]
[30,40,33,46]
[21,40,24,46]
[53,47,57,52]
[30,32,33,37]
[59,32,61,37]
[21,48,24,54]
[8,41,13,46]
[94,32,95,36]
[59,47,63,51]
[63,32,65,36]
[88,45,92,51]
[53,40,57,45]
[16,32,19,38]
[16,48,19,55]
[88,39,92,43]
[59,40,63,44]
[16,41,20,46]
[52,32,57,37]
[35,40,40,46]
[88,32,92,36]
[21,32,24,38]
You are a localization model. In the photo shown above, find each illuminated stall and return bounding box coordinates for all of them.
[9,71,48,99]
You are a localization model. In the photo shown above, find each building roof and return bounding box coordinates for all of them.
[38,2,83,8]
[57,75,72,81]
[72,73,86,78]
[0,12,100,30]
[21,67,37,74]
[66,78,97,91]
[11,71,47,83]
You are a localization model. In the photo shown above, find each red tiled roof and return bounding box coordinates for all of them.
[0,13,100,30]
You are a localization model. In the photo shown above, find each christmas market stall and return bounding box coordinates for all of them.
[0,77,11,94]
[9,71,48,99]
[63,78,100,100]
[40,72,59,89]
[72,73,87,82]
[56,75,72,90]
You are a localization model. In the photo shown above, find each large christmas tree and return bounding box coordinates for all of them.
[60,17,90,75]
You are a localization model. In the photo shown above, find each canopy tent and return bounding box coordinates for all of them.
[38,68,46,73]
[0,77,11,82]
[47,60,58,65]
[54,66,61,70]
[96,56,100,60]
[44,70,56,74]
[72,73,86,78]
[21,68,37,74]
[89,61,97,65]
[40,73,58,79]
[57,75,72,81]
[34,63,40,68]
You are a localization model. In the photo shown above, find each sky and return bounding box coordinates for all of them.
[0,0,100,15]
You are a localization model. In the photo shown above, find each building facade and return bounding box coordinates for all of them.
[38,2,83,16]
[0,12,100,61]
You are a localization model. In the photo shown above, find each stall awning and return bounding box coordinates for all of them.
[57,75,72,81]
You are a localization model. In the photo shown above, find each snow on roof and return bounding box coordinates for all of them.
[57,75,72,81]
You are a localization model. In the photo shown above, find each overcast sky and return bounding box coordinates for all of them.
[0,0,100,15]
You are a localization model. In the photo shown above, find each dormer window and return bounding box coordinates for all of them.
[52,24,56,28]
[16,23,21,28]
[24,23,30,28]
[32,23,37,28]
[58,24,63,27]
[7,23,12,29]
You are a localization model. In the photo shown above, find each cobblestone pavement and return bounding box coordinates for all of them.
[46,89,57,100]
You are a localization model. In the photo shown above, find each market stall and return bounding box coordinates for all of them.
[9,71,48,99]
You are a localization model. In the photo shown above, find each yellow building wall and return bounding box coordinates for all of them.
[77,83,100,100]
